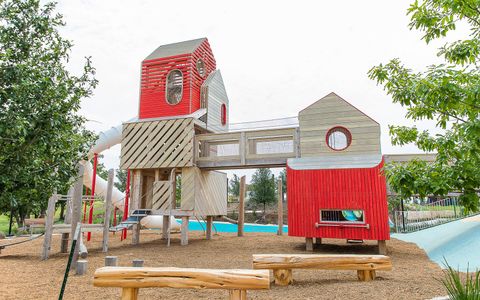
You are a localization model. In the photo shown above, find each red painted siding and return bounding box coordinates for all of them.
[287,160,390,241]
[138,39,216,119]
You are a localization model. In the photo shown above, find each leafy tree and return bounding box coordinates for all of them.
[114,168,127,192]
[368,0,480,212]
[0,0,97,225]
[249,168,276,214]
[228,174,240,201]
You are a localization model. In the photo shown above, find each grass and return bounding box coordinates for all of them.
[441,261,480,299]
[0,214,15,234]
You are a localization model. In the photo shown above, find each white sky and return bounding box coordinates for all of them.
[53,0,467,180]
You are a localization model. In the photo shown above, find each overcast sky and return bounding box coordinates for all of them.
[54,0,465,179]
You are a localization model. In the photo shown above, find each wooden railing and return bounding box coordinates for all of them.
[93,267,270,300]
[194,127,300,169]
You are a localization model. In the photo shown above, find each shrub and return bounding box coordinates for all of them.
[441,261,480,300]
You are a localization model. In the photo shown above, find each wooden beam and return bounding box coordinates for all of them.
[239,132,246,165]
[277,179,283,236]
[93,267,270,290]
[61,187,74,253]
[229,290,247,300]
[206,216,213,240]
[103,169,114,252]
[180,216,189,246]
[70,164,84,267]
[377,240,387,255]
[306,238,313,251]
[252,254,393,271]
[121,288,139,300]
[238,176,246,237]
[41,193,57,260]
[131,170,143,245]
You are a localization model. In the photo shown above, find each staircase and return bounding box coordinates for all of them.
[109,209,152,232]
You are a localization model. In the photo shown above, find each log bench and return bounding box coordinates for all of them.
[252,254,392,286]
[93,267,270,300]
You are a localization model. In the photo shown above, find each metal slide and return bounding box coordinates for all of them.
[81,121,180,230]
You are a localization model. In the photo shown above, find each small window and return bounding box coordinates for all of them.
[326,126,351,151]
[221,103,227,125]
[320,210,364,223]
[196,59,206,77]
[166,69,183,105]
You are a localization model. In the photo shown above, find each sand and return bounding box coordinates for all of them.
[0,230,446,299]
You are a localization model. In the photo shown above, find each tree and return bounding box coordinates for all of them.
[278,168,287,200]
[249,168,276,215]
[368,0,480,212]
[114,169,127,192]
[0,0,97,225]
[228,174,240,201]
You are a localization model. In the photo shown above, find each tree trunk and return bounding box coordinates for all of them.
[59,201,65,220]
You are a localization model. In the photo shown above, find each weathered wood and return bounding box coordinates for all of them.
[131,170,143,245]
[306,238,313,251]
[61,187,74,253]
[377,240,387,255]
[206,216,213,240]
[121,287,139,300]
[180,216,189,246]
[41,194,57,260]
[76,260,88,276]
[60,233,69,253]
[93,267,270,290]
[315,238,322,245]
[252,254,393,271]
[162,216,169,240]
[357,270,376,281]
[105,256,118,267]
[132,259,144,267]
[238,176,246,237]
[273,269,293,286]
[103,169,114,252]
[229,289,247,300]
[70,165,84,266]
[79,234,88,259]
[277,179,283,236]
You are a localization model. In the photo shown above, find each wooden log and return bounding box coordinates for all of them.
[76,260,88,275]
[60,233,69,253]
[105,256,118,267]
[79,234,88,259]
[377,240,387,255]
[121,288,139,300]
[273,269,293,286]
[162,216,169,240]
[238,176,246,237]
[306,238,313,251]
[206,216,213,240]
[103,169,114,252]
[93,267,270,290]
[277,179,283,236]
[180,216,189,246]
[61,187,74,253]
[229,289,247,300]
[71,165,84,267]
[252,254,393,271]
[132,259,144,267]
[41,194,57,260]
[357,270,376,281]
[131,170,143,245]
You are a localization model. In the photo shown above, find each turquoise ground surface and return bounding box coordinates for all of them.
[184,220,288,233]
[393,216,480,272]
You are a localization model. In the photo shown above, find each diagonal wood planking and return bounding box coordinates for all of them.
[152,181,171,211]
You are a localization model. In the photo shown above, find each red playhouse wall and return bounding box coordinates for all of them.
[287,160,390,241]
[139,39,216,119]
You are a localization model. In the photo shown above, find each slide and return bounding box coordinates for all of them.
[81,120,180,230]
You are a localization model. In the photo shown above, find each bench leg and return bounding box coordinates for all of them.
[357,270,376,281]
[377,240,387,255]
[121,287,139,300]
[273,269,293,286]
[306,237,314,251]
[229,289,246,300]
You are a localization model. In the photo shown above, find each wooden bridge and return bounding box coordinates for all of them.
[194,127,300,170]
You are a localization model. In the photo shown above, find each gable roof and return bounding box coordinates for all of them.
[299,92,379,125]
[144,38,207,61]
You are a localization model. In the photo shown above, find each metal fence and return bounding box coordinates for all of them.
[394,198,478,233]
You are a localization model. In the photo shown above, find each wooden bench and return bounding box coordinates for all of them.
[93,267,270,300]
[252,254,392,285]
[24,218,46,234]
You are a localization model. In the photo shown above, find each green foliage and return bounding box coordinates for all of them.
[93,155,109,181]
[369,0,480,212]
[114,168,127,192]
[441,261,480,299]
[249,168,276,213]
[228,174,240,201]
[0,0,97,225]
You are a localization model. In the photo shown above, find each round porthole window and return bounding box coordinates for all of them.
[166,69,183,105]
[196,59,205,77]
[326,127,352,151]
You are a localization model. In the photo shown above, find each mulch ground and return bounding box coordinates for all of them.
[0,230,446,299]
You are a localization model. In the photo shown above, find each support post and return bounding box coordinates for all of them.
[162,216,169,240]
[229,290,247,300]
[102,169,114,252]
[273,269,293,286]
[61,187,74,253]
[121,288,139,300]
[306,237,314,252]
[122,170,131,240]
[41,193,57,260]
[76,260,88,276]
[357,270,376,281]
[105,256,118,267]
[206,216,213,240]
[70,164,84,267]
[277,178,283,236]
[132,259,144,267]
[238,176,246,237]
[181,216,189,246]
[378,240,387,255]
[87,153,98,241]
[400,198,406,232]
[131,170,143,245]
[315,238,322,245]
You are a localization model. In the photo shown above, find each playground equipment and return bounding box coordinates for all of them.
[93,266,270,300]
[252,254,392,285]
